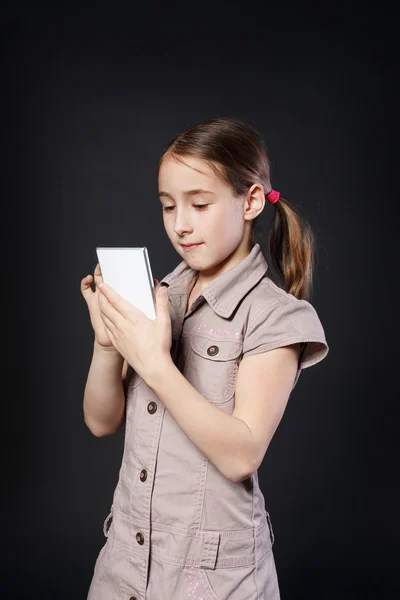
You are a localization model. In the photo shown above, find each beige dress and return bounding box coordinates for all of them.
[87,242,329,600]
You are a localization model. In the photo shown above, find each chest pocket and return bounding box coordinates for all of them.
[186,334,243,403]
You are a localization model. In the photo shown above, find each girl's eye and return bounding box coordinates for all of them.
[162,205,208,212]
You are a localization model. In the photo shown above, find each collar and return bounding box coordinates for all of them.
[159,242,269,319]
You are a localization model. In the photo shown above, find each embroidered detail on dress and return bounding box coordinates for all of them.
[183,567,203,599]
[193,324,241,338]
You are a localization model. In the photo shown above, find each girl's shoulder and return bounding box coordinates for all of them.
[242,275,329,370]
[245,274,310,316]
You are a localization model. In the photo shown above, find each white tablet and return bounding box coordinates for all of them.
[96,247,157,320]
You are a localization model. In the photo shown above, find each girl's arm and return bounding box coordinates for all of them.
[147,344,300,483]
[83,340,127,437]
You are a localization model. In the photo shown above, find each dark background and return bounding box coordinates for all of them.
[3,2,397,599]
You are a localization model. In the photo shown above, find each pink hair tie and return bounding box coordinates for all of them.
[266,189,280,204]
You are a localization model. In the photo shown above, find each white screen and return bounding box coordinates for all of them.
[96,247,156,320]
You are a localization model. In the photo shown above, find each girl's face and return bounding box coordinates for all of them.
[158,154,252,280]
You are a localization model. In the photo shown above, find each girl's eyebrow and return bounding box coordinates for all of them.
[158,188,215,200]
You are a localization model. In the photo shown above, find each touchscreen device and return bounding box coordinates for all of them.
[96,247,157,320]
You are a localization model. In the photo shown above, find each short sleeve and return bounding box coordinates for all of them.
[242,298,329,370]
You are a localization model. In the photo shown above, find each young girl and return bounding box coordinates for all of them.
[81,117,329,600]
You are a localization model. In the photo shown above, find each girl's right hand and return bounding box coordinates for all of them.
[80,264,160,351]
[81,263,115,349]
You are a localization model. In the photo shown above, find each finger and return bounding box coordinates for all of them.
[98,289,126,329]
[103,323,116,346]
[98,282,136,320]
[81,274,95,299]
[107,328,116,344]
[94,263,103,288]
[153,278,159,287]
[100,311,116,334]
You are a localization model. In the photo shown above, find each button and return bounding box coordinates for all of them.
[147,401,157,414]
[136,532,144,545]
[129,597,138,600]
[139,469,147,482]
[207,345,219,356]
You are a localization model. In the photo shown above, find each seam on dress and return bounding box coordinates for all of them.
[264,278,298,301]
[251,473,260,599]
[243,335,324,354]
[246,297,289,333]
[192,458,208,531]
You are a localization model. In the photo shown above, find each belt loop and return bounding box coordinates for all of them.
[103,505,113,538]
[199,531,220,569]
[266,511,275,546]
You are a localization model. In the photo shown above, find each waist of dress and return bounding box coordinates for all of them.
[107,505,273,569]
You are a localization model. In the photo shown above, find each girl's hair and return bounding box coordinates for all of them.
[157,117,317,300]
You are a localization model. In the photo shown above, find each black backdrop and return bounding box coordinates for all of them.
[3,3,397,599]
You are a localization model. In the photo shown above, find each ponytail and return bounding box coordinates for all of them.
[252,197,315,300]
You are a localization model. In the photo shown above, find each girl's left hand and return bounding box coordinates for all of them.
[97,280,172,382]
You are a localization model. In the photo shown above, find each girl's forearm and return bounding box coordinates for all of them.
[83,340,126,437]
[146,359,255,483]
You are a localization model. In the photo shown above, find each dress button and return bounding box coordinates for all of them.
[139,469,147,482]
[147,401,157,414]
[207,345,219,356]
[136,532,144,545]
[129,597,138,600]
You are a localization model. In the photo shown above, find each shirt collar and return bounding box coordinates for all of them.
[159,242,269,319]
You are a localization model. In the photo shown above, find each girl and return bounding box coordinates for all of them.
[81,117,329,600]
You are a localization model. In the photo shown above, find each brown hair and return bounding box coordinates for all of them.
[157,117,317,300]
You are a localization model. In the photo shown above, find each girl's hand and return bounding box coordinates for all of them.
[81,264,160,353]
[96,280,171,383]
[81,263,114,349]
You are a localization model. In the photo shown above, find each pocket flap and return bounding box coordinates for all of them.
[191,334,242,361]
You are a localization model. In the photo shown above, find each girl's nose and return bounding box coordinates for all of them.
[173,213,193,236]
